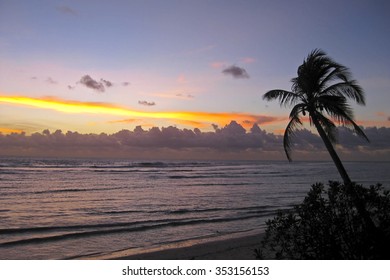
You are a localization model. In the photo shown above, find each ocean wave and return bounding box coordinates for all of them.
[89,205,275,216]
[89,161,211,169]
[1,186,127,197]
[0,213,272,248]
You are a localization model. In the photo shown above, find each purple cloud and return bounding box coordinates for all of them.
[101,79,113,88]
[57,6,77,16]
[0,125,388,161]
[46,77,58,85]
[222,65,250,79]
[176,93,195,99]
[78,75,114,92]
[138,100,156,106]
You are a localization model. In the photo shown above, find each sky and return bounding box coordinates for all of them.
[0,0,389,160]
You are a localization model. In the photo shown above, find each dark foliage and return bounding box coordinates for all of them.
[256,182,390,259]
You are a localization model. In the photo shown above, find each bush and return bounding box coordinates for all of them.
[257,182,390,259]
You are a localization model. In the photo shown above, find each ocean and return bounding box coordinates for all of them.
[0,158,389,260]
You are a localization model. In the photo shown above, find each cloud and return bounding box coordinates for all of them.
[219,120,246,135]
[176,93,195,99]
[138,100,156,106]
[174,119,209,129]
[108,119,138,124]
[57,6,77,16]
[338,126,390,150]
[241,57,256,64]
[0,122,281,157]
[122,82,130,87]
[1,124,388,161]
[376,112,390,122]
[222,65,250,79]
[0,94,288,136]
[376,112,387,118]
[210,61,226,69]
[154,92,195,100]
[211,58,255,70]
[79,75,107,92]
[0,127,25,134]
[357,119,390,127]
[100,79,113,88]
[46,77,58,85]
[177,74,187,84]
[0,94,285,129]
[181,45,215,56]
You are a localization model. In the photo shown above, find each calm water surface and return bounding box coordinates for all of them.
[0,158,389,259]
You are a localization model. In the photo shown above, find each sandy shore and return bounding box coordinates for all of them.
[103,232,265,260]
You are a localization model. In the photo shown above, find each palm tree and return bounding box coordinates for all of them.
[263,49,369,184]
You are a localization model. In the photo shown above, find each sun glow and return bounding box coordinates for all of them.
[0,127,25,134]
[0,94,280,128]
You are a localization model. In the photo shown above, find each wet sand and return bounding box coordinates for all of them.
[108,233,265,260]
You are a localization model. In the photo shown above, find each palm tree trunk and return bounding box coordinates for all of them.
[311,117,352,185]
[312,116,381,255]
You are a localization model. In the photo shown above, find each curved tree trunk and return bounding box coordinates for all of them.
[311,117,352,185]
[312,116,382,255]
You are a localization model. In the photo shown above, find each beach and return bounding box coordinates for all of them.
[102,232,265,260]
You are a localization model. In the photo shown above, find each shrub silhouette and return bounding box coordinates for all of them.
[257,182,390,259]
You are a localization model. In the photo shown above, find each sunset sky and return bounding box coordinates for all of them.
[0,0,389,159]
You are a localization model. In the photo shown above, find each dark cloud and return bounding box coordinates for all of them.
[0,125,388,160]
[68,85,75,90]
[176,93,195,99]
[101,79,113,87]
[57,6,77,15]
[222,65,250,79]
[79,75,106,92]
[220,121,246,135]
[255,115,283,124]
[122,82,130,87]
[46,77,58,85]
[338,126,390,150]
[138,100,156,106]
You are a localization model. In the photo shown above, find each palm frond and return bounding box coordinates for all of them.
[332,111,369,142]
[306,49,327,61]
[263,90,300,107]
[318,65,351,92]
[334,66,353,82]
[318,95,355,121]
[295,49,335,95]
[317,96,369,142]
[289,103,306,119]
[313,112,337,143]
[283,116,303,161]
[263,49,368,165]
[320,81,365,105]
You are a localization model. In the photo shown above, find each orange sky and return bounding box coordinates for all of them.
[0,94,286,134]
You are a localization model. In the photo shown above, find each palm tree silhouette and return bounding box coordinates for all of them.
[263,49,369,184]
